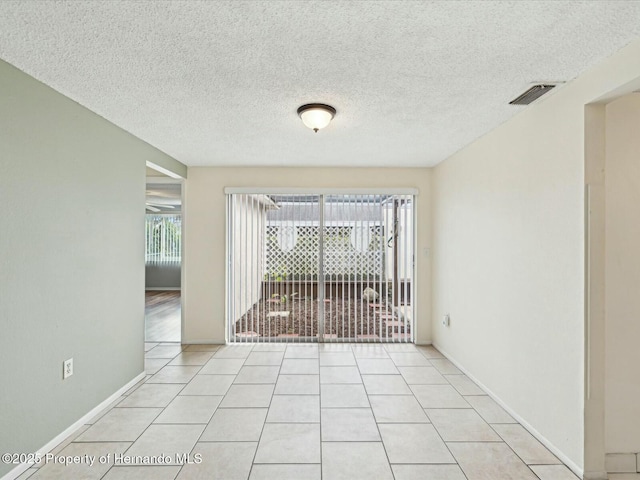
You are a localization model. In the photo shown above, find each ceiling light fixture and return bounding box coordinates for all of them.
[297,103,336,133]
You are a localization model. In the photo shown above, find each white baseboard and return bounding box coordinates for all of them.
[181,338,226,345]
[180,340,432,346]
[145,287,181,291]
[2,372,146,480]
[432,342,584,480]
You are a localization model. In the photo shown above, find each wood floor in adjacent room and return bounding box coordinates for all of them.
[145,290,180,342]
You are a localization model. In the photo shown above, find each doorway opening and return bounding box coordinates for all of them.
[226,192,415,343]
[145,179,182,342]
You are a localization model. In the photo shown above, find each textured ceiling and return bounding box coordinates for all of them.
[1,1,639,167]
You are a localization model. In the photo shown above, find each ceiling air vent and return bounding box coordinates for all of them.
[509,84,556,105]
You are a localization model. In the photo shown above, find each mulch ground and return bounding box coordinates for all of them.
[235,298,410,340]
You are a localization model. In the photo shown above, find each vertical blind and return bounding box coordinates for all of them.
[145,214,182,263]
[227,193,414,343]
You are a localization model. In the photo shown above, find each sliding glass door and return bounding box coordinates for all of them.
[226,192,414,343]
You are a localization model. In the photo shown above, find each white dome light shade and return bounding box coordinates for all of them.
[297,103,336,132]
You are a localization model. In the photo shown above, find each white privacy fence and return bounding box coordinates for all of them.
[265,224,385,279]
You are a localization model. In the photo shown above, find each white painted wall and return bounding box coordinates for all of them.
[605,93,640,454]
[431,38,640,474]
[183,167,431,344]
[145,263,181,289]
[0,59,183,478]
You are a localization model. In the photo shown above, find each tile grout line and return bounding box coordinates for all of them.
[316,348,323,480]
[186,344,254,477]
[415,346,516,479]
[98,348,185,478]
[399,346,471,480]
[354,344,398,480]
[245,346,284,478]
[417,345,554,479]
[486,420,557,478]
[39,343,573,480]
[127,344,225,476]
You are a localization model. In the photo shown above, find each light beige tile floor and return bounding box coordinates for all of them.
[321,408,380,441]
[25,342,580,480]
[169,351,214,366]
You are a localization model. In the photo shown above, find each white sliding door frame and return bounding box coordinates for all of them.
[226,189,416,344]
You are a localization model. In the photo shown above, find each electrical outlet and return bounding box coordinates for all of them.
[443,314,450,327]
[63,358,73,379]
